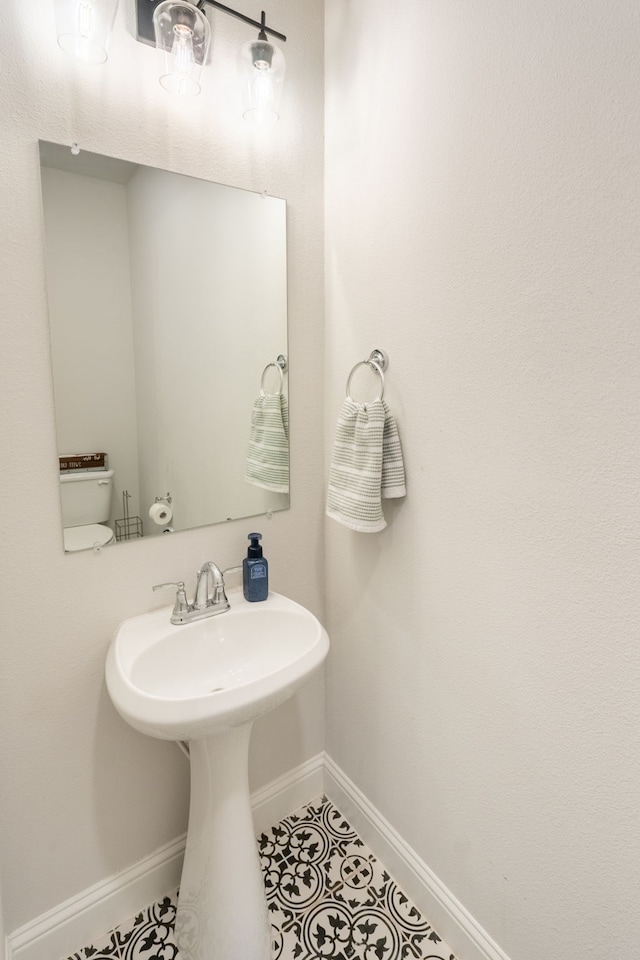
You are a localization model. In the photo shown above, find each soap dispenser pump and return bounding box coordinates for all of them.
[243,532,268,602]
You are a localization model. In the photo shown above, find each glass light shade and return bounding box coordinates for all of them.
[238,36,286,125]
[153,0,210,97]
[54,0,119,64]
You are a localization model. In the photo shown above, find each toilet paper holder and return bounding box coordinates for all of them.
[149,493,174,527]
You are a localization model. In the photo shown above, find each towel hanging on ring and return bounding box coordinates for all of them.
[326,355,406,532]
[245,359,289,493]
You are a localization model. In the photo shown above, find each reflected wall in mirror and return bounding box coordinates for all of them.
[38,141,289,552]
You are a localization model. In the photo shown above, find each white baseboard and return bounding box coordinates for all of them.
[323,755,511,960]
[8,753,509,960]
[6,834,186,960]
[7,752,325,960]
[251,752,325,836]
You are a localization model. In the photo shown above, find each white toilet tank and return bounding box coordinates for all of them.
[60,469,114,527]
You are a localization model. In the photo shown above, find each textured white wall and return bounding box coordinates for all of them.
[324,3,640,960]
[0,0,324,934]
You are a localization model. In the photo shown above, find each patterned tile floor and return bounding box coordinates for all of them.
[66,796,456,960]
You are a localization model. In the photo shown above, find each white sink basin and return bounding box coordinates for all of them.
[106,590,329,741]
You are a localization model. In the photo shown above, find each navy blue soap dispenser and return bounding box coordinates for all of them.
[243,532,268,602]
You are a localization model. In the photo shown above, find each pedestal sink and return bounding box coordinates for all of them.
[105,590,329,960]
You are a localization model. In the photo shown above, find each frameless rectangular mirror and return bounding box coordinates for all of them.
[38,141,289,551]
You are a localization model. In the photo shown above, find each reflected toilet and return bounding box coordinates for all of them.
[60,469,115,552]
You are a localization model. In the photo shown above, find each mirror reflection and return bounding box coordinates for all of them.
[38,141,289,552]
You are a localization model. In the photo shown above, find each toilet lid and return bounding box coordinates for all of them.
[63,523,114,552]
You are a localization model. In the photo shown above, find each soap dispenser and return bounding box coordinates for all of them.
[243,532,268,602]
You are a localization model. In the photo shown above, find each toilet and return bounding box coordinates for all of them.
[60,469,115,552]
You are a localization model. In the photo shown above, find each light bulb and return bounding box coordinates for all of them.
[166,22,195,96]
[76,2,94,40]
[248,67,276,125]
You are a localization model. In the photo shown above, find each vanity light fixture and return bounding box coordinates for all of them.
[137,0,287,121]
[54,0,287,121]
[54,0,119,64]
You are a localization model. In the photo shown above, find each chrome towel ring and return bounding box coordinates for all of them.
[260,354,288,396]
[346,348,389,403]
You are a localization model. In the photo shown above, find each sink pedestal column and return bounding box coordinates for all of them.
[174,724,270,960]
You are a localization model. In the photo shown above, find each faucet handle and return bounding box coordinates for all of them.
[152,579,186,592]
[212,579,229,608]
[152,581,190,620]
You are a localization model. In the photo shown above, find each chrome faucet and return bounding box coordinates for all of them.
[153,561,230,624]
[194,561,229,612]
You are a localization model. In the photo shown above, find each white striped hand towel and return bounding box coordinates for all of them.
[326,398,387,532]
[245,392,289,493]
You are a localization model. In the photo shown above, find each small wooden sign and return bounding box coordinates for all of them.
[59,453,108,472]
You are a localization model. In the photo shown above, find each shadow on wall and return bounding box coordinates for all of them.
[92,682,190,869]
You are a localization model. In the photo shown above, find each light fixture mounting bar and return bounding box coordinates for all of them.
[198,1,286,42]
[135,0,285,46]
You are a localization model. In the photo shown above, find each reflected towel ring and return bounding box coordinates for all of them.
[346,359,385,403]
[260,361,284,396]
